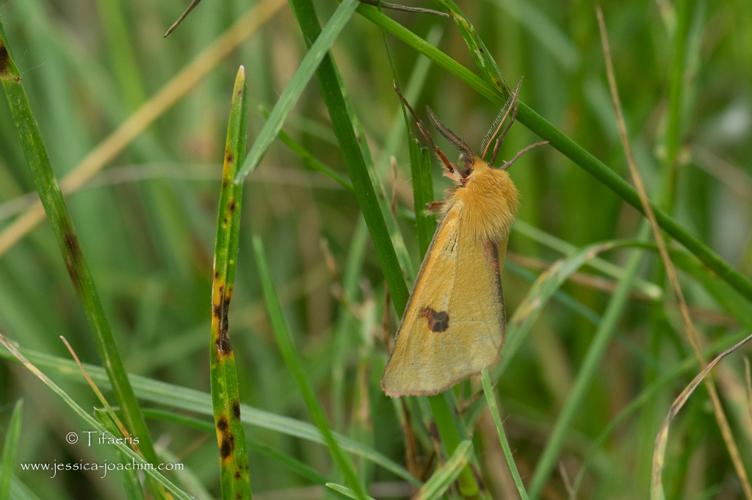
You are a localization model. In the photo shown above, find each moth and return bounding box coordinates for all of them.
[381,84,546,397]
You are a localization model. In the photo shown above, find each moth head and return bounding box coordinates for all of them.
[457,153,476,180]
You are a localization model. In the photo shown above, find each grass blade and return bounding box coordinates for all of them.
[284,0,411,311]
[651,334,752,500]
[209,66,252,499]
[0,342,419,485]
[0,399,23,500]
[415,440,473,500]
[496,239,645,378]
[597,9,752,497]
[95,408,145,500]
[265,115,354,190]
[408,143,435,255]
[0,0,285,258]
[513,219,662,301]
[0,19,164,494]
[0,336,191,499]
[252,236,369,500]
[570,330,752,497]
[527,226,650,498]
[435,0,505,90]
[235,0,360,180]
[325,482,375,500]
[142,407,351,489]
[480,370,529,500]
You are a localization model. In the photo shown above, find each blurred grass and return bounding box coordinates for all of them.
[1,1,751,498]
[1,17,165,498]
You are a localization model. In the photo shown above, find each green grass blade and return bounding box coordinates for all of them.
[435,0,505,90]
[332,219,369,429]
[325,482,375,500]
[0,343,419,485]
[0,337,191,499]
[286,0,411,310]
[0,399,23,500]
[0,340,421,486]
[661,0,692,208]
[377,25,443,176]
[527,226,650,499]
[10,477,41,500]
[505,260,601,326]
[235,0,359,181]
[94,0,146,109]
[142,408,333,490]
[513,219,662,300]
[415,440,473,500]
[483,0,580,71]
[257,105,353,190]
[570,330,752,497]
[252,236,369,500]
[480,370,529,500]
[0,19,164,491]
[408,142,435,255]
[425,395,479,496]
[496,240,647,378]
[355,3,752,303]
[275,127,354,190]
[209,66,252,499]
[156,447,213,500]
[95,408,145,500]
[670,249,752,330]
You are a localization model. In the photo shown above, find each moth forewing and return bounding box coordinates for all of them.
[381,158,516,397]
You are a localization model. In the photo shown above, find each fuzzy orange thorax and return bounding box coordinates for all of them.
[447,158,519,242]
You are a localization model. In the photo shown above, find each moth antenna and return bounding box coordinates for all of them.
[426,107,474,162]
[480,79,523,162]
[394,84,459,176]
[498,140,549,170]
[490,135,502,164]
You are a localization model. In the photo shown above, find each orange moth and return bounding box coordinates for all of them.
[381,85,546,397]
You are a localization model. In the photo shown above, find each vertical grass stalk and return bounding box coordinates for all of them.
[252,237,369,500]
[480,371,528,500]
[0,20,165,498]
[527,227,649,498]
[0,399,23,500]
[209,66,252,499]
[283,0,409,311]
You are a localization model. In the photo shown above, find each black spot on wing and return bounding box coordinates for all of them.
[420,307,450,332]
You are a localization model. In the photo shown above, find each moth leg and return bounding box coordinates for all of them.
[425,200,445,213]
[441,168,462,184]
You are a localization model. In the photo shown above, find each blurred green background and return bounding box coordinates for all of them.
[1,0,751,498]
